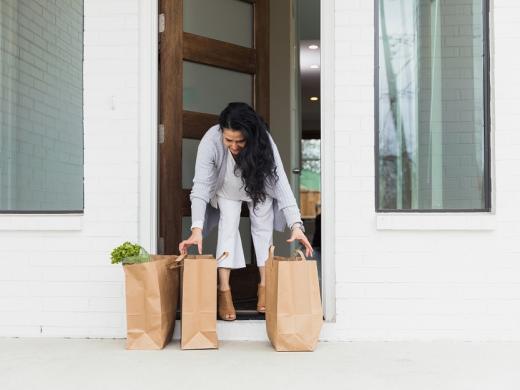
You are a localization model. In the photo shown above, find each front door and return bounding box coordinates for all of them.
[159,0,269,311]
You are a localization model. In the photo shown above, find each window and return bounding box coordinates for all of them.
[0,1,84,213]
[376,0,490,211]
[300,139,321,219]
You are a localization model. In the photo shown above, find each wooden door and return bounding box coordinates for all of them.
[159,0,269,310]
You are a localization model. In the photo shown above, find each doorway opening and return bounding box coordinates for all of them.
[158,0,321,319]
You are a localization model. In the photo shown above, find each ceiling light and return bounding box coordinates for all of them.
[310,64,319,69]
[309,96,319,101]
[308,44,319,50]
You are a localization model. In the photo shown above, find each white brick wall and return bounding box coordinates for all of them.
[333,0,520,340]
[0,0,139,338]
[1,0,520,342]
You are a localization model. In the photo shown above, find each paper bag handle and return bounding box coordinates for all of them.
[216,252,229,263]
[292,249,307,261]
[168,253,187,269]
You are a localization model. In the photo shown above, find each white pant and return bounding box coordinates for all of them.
[216,196,274,269]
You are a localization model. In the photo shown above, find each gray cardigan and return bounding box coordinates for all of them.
[190,125,302,235]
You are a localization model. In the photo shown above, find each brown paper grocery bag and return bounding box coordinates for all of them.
[123,254,183,350]
[265,246,323,351]
[180,254,222,350]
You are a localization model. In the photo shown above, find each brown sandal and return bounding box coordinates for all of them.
[217,288,236,321]
[257,284,266,313]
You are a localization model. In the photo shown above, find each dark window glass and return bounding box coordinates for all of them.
[0,0,84,212]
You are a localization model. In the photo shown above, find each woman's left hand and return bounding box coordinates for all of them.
[287,227,314,257]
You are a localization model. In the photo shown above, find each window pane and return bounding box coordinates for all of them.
[182,138,199,189]
[183,61,252,115]
[184,0,253,48]
[300,139,321,220]
[301,139,321,191]
[377,0,488,210]
[0,0,84,212]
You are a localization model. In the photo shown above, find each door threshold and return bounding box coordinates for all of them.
[173,318,268,341]
[234,310,265,321]
[176,310,264,320]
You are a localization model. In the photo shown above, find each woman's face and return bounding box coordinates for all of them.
[222,128,247,156]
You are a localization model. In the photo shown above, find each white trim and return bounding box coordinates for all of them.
[138,0,159,254]
[320,0,336,322]
[489,0,496,215]
[0,214,82,231]
[376,213,496,231]
[173,320,339,341]
[173,320,268,341]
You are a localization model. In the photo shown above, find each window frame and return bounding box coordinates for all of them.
[374,0,491,213]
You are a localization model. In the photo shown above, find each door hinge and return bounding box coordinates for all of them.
[158,124,165,144]
[159,13,165,33]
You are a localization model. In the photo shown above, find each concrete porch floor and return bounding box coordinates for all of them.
[0,338,519,390]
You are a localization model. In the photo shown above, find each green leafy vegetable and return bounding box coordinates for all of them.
[111,242,150,265]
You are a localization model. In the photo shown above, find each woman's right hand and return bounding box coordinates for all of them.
[178,228,203,254]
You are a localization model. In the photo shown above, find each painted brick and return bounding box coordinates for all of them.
[1,0,520,342]
[331,0,520,341]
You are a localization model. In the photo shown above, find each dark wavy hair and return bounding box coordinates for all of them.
[219,102,279,209]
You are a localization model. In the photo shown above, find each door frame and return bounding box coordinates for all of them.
[137,0,159,255]
[137,0,336,322]
[319,0,336,322]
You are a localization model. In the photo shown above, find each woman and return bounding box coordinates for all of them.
[178,102,313,321]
